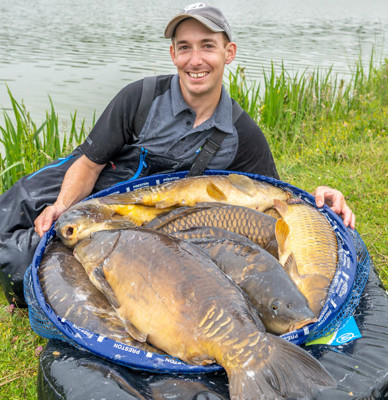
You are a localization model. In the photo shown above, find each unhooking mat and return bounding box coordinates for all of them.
[37,267,388,400]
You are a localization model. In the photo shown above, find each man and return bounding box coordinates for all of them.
[0,3,354,305]
[34,3,354,236]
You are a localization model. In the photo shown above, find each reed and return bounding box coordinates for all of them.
[0,87,92,193]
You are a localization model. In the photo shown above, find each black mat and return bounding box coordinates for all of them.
[37,267,388,400]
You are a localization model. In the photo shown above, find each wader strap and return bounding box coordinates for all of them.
[187,101,244,177]
[133,75,157,137]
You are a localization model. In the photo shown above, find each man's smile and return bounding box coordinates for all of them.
[188,72,209,79]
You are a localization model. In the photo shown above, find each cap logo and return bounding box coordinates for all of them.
[184,2,206,13]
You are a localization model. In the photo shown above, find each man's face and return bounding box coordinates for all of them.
[170,18,236,101]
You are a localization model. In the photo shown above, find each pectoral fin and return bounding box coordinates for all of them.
[283,252,300,281]
[155,199,179,208]
[206,183,227,201]
[228,173,256,197]
[122,319,148,342]
[91,266,120,309]
[275,218,290,254]
[274,199,289,218]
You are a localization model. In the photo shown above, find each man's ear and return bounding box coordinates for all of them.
[170,43,177,66]
[225,42,237,65]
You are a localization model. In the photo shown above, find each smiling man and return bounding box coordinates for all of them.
[33,2,354,237]
[0,3,354,307]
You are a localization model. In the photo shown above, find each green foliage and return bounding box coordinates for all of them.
[0,87,93,193]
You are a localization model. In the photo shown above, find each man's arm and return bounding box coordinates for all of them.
[34,155,106,237]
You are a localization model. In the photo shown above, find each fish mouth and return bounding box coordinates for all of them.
[288,317,318,332]
[61,224,78,239]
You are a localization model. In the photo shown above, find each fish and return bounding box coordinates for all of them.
[74,227,336,400]
[38,239,157,351]
[274,199,338,317]
[174,227,316,334]
[98,174,291,212]
[146,202,279,258]
[55,199,172,247]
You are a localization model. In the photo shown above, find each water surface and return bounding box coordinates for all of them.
[0,0,387,125]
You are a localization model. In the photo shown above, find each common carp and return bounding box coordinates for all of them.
[274,199,338,317]
[38,240,157,351]
[98,174,291,211]
[74,228,335,400]
[55,199,172,247]
[146,203,278,258]
[175,227,316,334]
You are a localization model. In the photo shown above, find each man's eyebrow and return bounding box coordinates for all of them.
[175,38,218,46]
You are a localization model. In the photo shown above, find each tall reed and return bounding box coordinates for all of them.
[0,88,92,193]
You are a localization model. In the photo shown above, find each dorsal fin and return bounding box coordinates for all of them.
[227,174,256,197]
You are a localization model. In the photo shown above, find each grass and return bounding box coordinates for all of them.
[0,87,91,193]
[0,54,387,398]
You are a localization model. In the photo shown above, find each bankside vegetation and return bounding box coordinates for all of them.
[0,55,387,398]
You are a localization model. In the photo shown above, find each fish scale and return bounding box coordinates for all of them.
[274,200,338,317]
[147,203,278,258]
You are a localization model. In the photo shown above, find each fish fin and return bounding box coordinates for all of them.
[275,218,290,254]
[227,174,256,197]
[227,334,336,400]
[206,183,227,201]
[155,199,179,208]
[91,266,121,309]
[283,252,299,278]
[273,199,288,217]
[122,319,148,343]
[187,354,217,365]
[104,220,137,230]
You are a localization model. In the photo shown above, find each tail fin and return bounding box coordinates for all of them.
[227,334,336,400]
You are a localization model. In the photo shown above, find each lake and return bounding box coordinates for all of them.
[1,0,387,126]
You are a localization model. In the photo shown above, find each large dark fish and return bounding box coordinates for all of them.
[55,199,172,247]
[174,227,316,334]
[146,203,278,258]
[98,174,291,211]
[74,228,335,400]
[274,199,338,317]
[38,240,156,351]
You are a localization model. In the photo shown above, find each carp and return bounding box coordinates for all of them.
[98,174,291,211]
[175,227,316,334]
[38,240,156,351]
[55,199,172,247]
[74,228,335,400]
[146,203,278,258]
[274,199,338,317]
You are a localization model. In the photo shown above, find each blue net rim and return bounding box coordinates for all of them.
[28,170,359,373]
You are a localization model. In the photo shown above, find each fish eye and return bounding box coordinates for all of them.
[271,299,280,311]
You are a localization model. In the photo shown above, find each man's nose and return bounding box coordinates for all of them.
[190,48,203,66]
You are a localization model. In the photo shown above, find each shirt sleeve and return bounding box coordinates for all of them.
[80,79,143,164]
[228,111,280,180]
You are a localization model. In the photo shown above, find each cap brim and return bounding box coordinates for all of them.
[164,14,224,39]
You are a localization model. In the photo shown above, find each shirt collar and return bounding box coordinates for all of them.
[171,74,234,134]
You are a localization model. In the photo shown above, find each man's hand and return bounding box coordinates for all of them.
[313,186,355,229]
[34,203,68,237]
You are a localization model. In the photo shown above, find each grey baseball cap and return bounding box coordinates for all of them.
[164,3,232,41]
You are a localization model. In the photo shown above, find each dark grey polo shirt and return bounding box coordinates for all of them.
[131,75,238,169]
[81,74,279,181]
